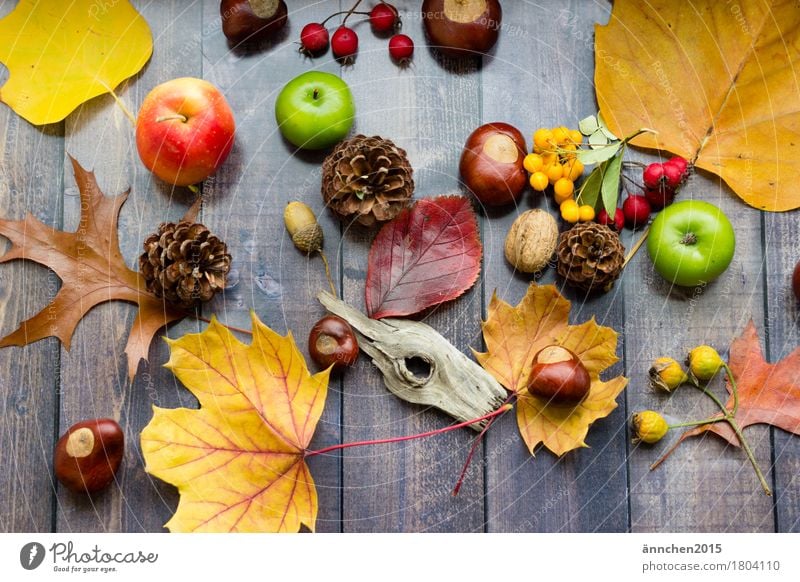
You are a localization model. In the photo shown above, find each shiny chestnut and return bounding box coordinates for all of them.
[53,418,124,494]
[422,0,502,58]
[526,346,591,405]
[221,0,288,45]
[308,315,359,371]
[460,122,527,206]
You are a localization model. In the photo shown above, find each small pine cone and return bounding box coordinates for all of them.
[321,134,414,227]
[139,221,232,310]
[556,222,625,293]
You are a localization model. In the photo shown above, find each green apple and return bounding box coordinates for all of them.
[647,200,735,287]
[275,71,355,150]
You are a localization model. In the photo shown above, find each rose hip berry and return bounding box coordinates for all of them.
[300,23,329,55]
[597,208,625,231]
[660,161,684,190]
[331,26,358,61]
[370,3,399,33]
[388,34,414,63]
[666,155,689,176]
[622,194,652,229]
[644,186,673,210]
[643,163,666,190]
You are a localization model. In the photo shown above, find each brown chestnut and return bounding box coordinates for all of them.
[460,122,527,206]
[422,0,502,58]
[221,0,288,45]
[793,260,800,302]
[308,315,359,371]
[53,418,124,494]
[526,346,591,405]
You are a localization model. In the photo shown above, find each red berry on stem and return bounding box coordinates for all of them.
[388,34,414,62]
[300,23,329,55]
[332,26,358,61]
[642,163,665,190]
[622,194,651,229]
[644,186,674,210]
[598,208,625,231]
[370,3,399,33]
[661,161,684,189]
[667,156,689,176]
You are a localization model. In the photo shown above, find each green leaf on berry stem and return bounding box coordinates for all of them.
[576,162,605,209]
[579,115,599,136]
[576,141,620,165]
[601,145,624,217]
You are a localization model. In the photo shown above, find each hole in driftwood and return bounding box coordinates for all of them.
[404,356,432,382]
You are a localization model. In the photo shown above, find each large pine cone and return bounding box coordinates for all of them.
[557,223,625,293]
[321,134,414,227]
[139,221,232,310]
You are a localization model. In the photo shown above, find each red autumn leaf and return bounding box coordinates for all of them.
[366,195,482,319]
[0,156,188,379]
[660,321,800,455]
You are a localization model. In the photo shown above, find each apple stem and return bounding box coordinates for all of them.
[304,404,513,459]
[312,88,319,100]
[156,114,188,123]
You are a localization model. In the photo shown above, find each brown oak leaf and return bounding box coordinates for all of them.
[0,156,187,379]
[660,320,800,455]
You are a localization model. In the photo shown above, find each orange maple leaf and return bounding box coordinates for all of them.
[141,314,329,532]
[595,0,800,211]
[0,156,186,379]
[475,284,627,456]
[662,321,800,450]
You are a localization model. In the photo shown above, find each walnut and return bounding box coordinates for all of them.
[504,209,559,273]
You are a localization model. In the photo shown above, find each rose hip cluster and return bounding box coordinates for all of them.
[300,2,414,65]
[598,156,690,231]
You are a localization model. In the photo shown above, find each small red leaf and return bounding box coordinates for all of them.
[366,196,482,319]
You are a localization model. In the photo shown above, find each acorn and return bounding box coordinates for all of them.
[53,418,124,494]
[284,201,324,254]
[526,345,591,405]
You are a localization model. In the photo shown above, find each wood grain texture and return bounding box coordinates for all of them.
[54,0,202,532]
[199,0,344,532]
[764,211,800,532]
[339,5,485,532]
[0,0,63,529]
[480,0,629,533]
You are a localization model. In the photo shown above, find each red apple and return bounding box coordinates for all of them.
[460,122,527,206]
[136,78,236,187]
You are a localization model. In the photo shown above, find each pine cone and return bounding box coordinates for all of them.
[556,223,625,293]
[139,221,232,310]
[321,134,414,227]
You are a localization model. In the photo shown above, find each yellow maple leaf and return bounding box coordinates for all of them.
[595,0,800,211]
[0,0,152,125]
[140,314,330,533]
[475,284,627,456]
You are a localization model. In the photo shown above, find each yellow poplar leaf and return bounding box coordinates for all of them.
[0,0,152,125]
[140,313,330,533]
[595,0,800,211]
[475,284,627,456]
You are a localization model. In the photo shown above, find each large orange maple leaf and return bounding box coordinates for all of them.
[0,157,186,378]
[141,314,330,532]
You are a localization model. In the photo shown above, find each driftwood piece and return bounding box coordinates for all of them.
[318,292,507,430]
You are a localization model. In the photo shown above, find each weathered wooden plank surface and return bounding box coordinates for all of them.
[0,0,63,531]
[481,0,629,533]
[339,5,485,532]
[54,0,203,532]
[199,0,344,532]
[765,211,800,533]
[0,0,798,533]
